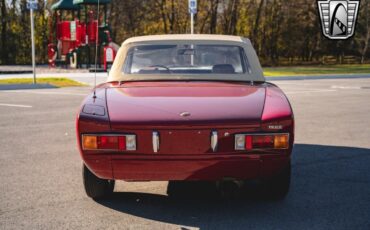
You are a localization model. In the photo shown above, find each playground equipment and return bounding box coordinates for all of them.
[49,0,118,71]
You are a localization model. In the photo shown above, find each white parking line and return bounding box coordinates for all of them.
[0,103,32,108]
[0,90,87,96]
[331,85,362,89]
[285,89,337,94]
[272,82,313,85]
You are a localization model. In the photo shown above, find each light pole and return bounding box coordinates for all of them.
[30,8,36,84]
[190,11,194,34]
[189,0,196,34]
[27,0,37,84]
[189,0,197,65]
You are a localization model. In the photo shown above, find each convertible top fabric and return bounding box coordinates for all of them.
[108,34,265,82]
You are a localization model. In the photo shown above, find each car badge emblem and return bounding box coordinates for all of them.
[317,0,360,40]
[268,125,283,130]
[180,112,191,117]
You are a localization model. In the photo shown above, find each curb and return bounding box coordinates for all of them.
[0,70,33,74]
[0,84,58,90]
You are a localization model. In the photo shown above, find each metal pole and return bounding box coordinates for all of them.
[190,12,194,65]
[190,13,194,34]
[30,8,36,84]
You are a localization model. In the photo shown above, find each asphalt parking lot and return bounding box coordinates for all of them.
[0,78,369,229]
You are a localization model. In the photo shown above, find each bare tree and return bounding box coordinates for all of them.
[1,0,8,63]
[209,0,219,34]
[359,0,369,63]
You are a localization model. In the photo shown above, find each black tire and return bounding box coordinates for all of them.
[167,181,189,198]
[259,161,291,200]
[82,164,115,199]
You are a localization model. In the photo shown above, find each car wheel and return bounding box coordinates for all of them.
[259,161,291,200]
[82,164,115,199]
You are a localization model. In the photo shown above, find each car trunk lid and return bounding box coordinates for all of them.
[107,81,266,128]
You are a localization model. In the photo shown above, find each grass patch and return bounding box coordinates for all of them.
[263,64,370,77]
[0,77,86,87]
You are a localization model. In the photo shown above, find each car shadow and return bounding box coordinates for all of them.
[97,144,370,229]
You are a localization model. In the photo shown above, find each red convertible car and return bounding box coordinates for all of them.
[76,34,294,199]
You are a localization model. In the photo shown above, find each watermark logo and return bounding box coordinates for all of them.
[317,0,360,39]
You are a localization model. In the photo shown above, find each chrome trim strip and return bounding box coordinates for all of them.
[211,131,218,152]
[152,131,160,153]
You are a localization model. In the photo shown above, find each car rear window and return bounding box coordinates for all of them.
[123,44,251,75]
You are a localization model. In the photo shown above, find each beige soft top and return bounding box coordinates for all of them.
[122,34,245,44]
[108,34,265,82]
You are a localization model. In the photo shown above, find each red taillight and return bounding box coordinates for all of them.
[98,136,120,149]
[252,135,274,148]
[97,136,126,150]
[82,134,135,151]
[235,134,289,150]
[245,135,253,150]
[118,136,126,150]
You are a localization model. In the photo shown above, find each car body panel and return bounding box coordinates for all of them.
[81,152,290,181]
